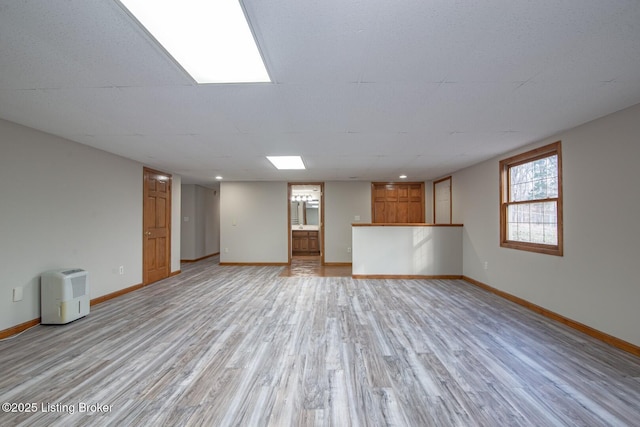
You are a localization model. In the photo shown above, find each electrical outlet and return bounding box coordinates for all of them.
[224,248,229,253]
[119,265,124,275]
[347,247,351,253]
[483,261,489,270]
[13,287,23,302]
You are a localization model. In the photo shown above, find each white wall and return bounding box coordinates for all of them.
[216,180,426,264]
[181,185,197,261]
[180,183,219,261]
[324,181,371,263]
[424,180,434,223]
[203,184,220,257]
[352,226,462,275]
[219,181,288,263]
[455,103,640,347]
[0,119,181,331]
[171,175,181,273]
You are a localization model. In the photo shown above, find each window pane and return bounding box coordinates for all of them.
[506,201,557,245]
[509,154,558,202]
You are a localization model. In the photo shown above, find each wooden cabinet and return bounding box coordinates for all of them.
[292,230,320,255]
[292,231,308,252]
[372,182,424,223]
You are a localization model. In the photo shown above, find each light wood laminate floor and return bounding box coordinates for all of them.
[1,258,639,426]
[280,256,352,278]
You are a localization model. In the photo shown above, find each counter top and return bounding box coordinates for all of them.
[292,225,319,231]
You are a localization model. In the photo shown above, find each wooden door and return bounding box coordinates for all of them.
[143,168,171,285]
[372,182,424,223]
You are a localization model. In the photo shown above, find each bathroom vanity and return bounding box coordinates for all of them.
[292,227,320,255]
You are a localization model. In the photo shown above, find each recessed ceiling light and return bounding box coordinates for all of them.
[399,175,408,179]
[266,156,306,170]
[215,176,223,180]
[118,0,270,84]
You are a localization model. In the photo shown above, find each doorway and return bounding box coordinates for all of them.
[433,176,452,224]
[288,183,324,266]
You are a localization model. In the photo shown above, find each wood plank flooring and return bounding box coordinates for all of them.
[280,256,352,278]
[1,257,640,426]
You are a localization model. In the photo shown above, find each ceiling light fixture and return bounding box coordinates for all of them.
[118,0,270,84]
[266,156,306,170]
[399,174,408,179]
[215,176,223,180]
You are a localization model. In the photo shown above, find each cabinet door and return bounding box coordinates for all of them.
[292,231,309,254]
[292,237,302,251]
[372,182,424,223]
[300,236,309,251]
[308,232,318,252]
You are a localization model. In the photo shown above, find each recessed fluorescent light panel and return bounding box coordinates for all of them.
[266,156,306,170]
[119,0,270,83]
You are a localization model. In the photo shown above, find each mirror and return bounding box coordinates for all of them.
[291,185,321,226]
[291,201,319,225]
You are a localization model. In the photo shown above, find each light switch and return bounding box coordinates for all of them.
[13,287,23,302]
[354,215,361,221]
[183,216,190,222]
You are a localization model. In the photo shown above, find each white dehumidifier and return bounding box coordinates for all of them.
[41,268,90,324]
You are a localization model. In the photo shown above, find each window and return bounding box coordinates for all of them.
[500,141,563,256]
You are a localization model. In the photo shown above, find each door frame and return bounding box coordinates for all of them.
[143,167,172,285]
[288,182,324,265]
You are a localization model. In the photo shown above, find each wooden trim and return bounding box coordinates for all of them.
[288,183,291,264]
[320,183,325,266]
[3,280,151,338]
[0,318,40,340]
[219,262,289,266]
[499,141,563,256]
[433,176,452,224]
[462,276,640,358]
[433,176,452,184]
[353,275,463,280]
[352,223,463,227]
[169,270,181,277]
[324,262,352,267]
[181,252,220,263]
[90,283,144,306]
[501,142,561,167]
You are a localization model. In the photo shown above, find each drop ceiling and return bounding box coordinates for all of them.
[1,0,639,185]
